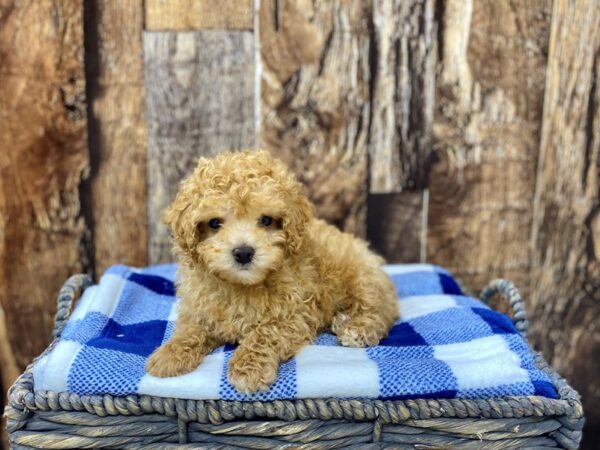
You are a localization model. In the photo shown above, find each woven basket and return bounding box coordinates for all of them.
[5,275,584,449]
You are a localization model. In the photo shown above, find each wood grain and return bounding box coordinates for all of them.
[0,303,18,449]
[144,31,256,263]
[0,303,17,450]
[0,0,88,368]
[0,304,18,391]
[529,0,600,425]
[369,0,436,193]
[260,0,370,236]
[427,0,551,294]
[145,0,253,31]
[84,0,148,276]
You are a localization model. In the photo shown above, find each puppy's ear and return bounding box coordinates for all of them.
[163,180,201,261]
[164,157,213,260]
[283,189,314,254]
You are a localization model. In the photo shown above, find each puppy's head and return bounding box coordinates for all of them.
[165,150,313,285]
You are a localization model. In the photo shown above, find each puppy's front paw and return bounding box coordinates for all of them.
[331,313,351,335]
[337,322,381,348]
[146,341,202,378]
[228,349,278,394]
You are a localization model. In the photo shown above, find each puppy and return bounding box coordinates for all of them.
[146,150,399,393]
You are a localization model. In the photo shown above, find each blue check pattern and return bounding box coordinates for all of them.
[32,264,558,402]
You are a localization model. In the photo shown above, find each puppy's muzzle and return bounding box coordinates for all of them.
[232,246,255,265]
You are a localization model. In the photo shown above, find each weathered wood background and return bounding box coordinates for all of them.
[1,0,598,446]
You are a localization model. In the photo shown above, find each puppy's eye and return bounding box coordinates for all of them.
[208,218,222,229]
[260,215,273,227]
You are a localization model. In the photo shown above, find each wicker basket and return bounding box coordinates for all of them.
[5,275,584,449]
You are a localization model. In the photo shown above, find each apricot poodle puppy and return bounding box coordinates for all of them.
[146,150,399,393]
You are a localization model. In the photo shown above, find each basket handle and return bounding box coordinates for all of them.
[480,279,529,338]
[52,274,93,339]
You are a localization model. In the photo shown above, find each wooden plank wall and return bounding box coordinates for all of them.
[1,0,600,444]
[260,0,435,239]
[144,0,256,264]
[428,0,551,295]
[0,2,87,445]
[145,0,254,31]
[369,0,436,193]
[0,0,88,371]
[259,0,370,237]
[84,0,148,276]
[529,0,600,427]
[144,30,256,263]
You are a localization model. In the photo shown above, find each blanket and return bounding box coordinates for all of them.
[33,264,558,401]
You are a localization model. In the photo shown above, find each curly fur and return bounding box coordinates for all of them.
[146,150,399,393]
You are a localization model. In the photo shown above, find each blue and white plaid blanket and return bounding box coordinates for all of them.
[33,264,558,401]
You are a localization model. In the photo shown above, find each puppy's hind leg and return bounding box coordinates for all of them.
[335,267,399,348]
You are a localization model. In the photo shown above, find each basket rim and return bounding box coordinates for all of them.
[5,273,585,434]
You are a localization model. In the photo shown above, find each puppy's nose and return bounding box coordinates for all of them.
[232,246,255,265]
